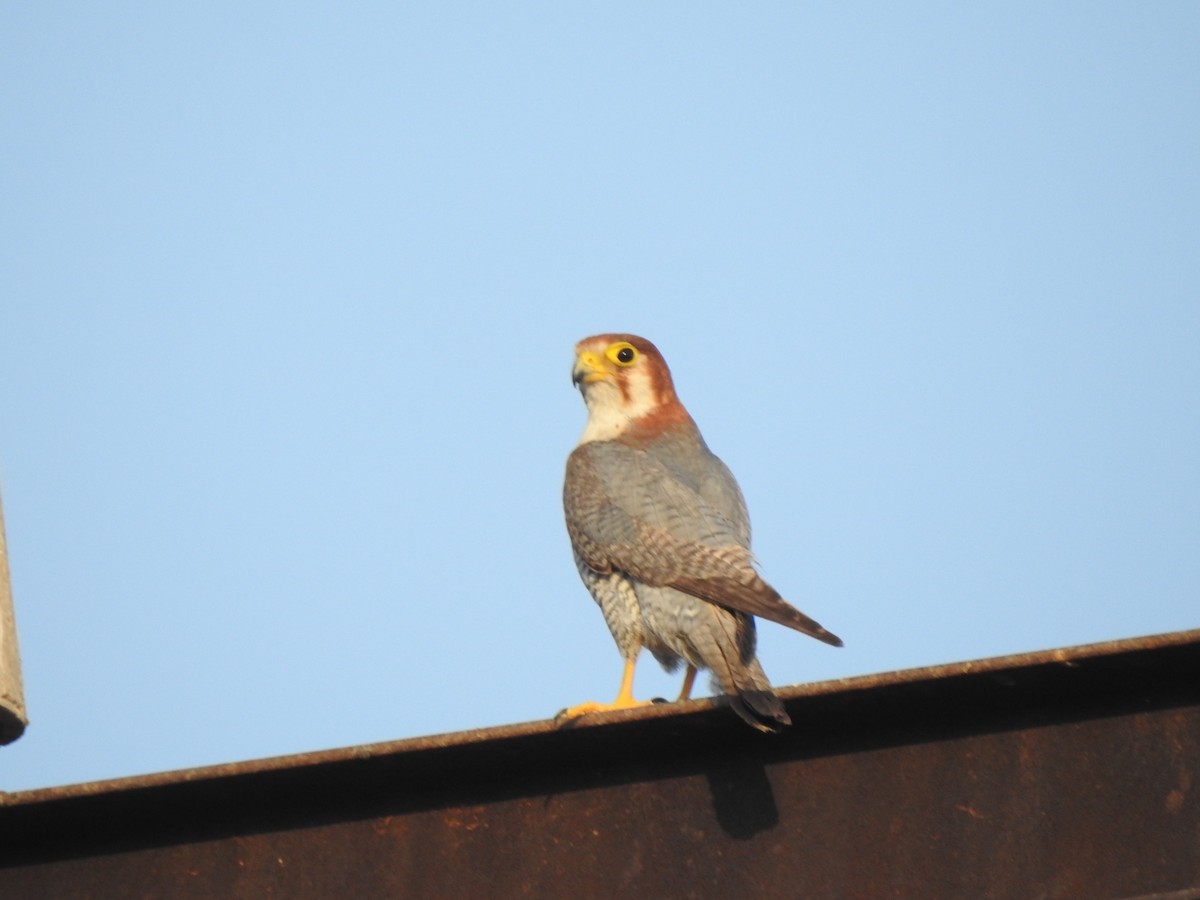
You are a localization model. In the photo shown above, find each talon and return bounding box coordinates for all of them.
[558,657,649,720]
[558,695,652,719]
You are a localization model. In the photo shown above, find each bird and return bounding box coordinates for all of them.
[561,333,842,732]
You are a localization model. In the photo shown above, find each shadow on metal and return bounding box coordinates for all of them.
[1,629,1198,899]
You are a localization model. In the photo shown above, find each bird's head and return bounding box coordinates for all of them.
[572,334,691,444]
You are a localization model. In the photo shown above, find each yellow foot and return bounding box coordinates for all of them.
[558,696,653,720]
[558,656,650,720]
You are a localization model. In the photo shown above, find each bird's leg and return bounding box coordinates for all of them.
[613,654,639,705]
[558,656,652,720]
[676,665,698,702]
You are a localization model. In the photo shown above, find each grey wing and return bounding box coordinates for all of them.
[563,445,640,576]
[566,441,843,648]
[697,454,751,548]
[565,440,753,581]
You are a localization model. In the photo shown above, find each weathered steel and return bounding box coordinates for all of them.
[0,487,27,745]
[1,630,1198,899]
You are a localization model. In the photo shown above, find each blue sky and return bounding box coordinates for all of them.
[2,4,1197,791]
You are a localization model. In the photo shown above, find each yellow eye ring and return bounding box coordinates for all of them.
[605,342,638,367]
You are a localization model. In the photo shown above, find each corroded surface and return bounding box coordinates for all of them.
[2,630,1198,899]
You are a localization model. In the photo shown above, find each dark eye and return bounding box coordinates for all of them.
[606,341,638,366]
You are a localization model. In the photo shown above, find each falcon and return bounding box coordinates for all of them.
[561,333,842,732]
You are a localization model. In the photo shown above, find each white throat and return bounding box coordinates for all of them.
[576,373,657,445]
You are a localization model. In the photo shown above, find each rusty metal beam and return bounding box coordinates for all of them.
[2,630,1198,899]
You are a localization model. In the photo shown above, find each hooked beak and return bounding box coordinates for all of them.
[572,351,609,387]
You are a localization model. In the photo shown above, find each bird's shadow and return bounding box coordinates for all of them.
[703,754,779,839]
[551,696,781,838]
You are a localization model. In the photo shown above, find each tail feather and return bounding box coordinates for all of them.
[729,687,791,733]
[710,611,791,733]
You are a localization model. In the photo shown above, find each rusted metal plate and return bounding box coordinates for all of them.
[2,630,1198,899]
